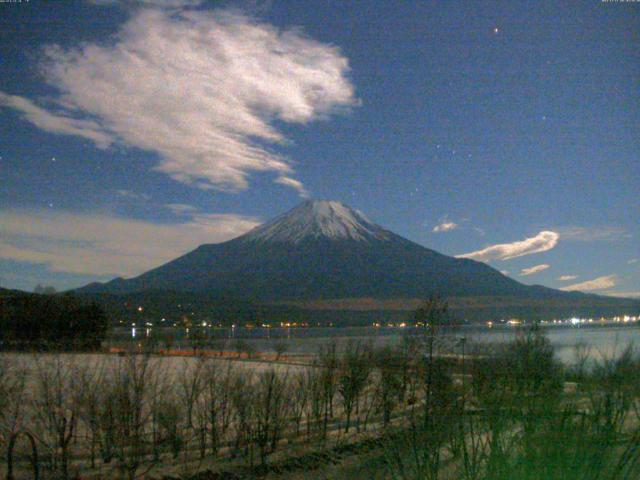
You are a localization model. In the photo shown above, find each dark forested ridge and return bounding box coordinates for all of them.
[0,288,109,350]
[74,289,638,327]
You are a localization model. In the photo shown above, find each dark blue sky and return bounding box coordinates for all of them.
[1,0,638,296]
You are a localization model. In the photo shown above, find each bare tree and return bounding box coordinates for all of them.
[198,360,236,456]
[306,366,324,441]
[253,369,290,465]
[77,358,109,469]
[32,355,82,480]
[374,346,403,427]
[0,356,28,448]
[177,358,205,451]
[289,370,310,437]
[110,353,157,480]
[230,369,255,463]
[317,343,338,439]
[272,341,289,361]
[337,340,372,433]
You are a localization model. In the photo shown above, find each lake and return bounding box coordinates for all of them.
[109,323,640,365]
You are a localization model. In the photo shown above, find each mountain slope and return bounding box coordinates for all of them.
[77,200,625,307]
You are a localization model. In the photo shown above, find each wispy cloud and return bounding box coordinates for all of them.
[0,92,113,148]
[628,258,639,265]
[456,231,559,262]
[560,275,617,292]
[500,270,509,276]
[519,264,550,276]
[116,189,151,201]
[0,8,356,194]
[556,226,629,242]
[602,291,640,299]
[164,203,199,215]
[558,274,578,281]
[432,221,458,233]
[0,209,260,277]
[274,176,309,198]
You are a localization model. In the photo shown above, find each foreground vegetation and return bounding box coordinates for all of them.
[0,300,639,479]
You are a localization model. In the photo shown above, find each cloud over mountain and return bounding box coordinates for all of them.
[432,221,458,233]
[519,264,550,276]
[456,231,559,262]
[558,275,578,281]
[0,209,260,276]
[560,275,617,292]
[0,7,356,194]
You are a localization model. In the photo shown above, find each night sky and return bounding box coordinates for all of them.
[1,0,638,296]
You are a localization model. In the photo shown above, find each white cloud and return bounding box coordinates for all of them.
[0,209,260,277]
[628,258,639,265]
[456,231,559,262]
[0,92,113,148]
[500,270,509,276]
[1,8,356,194]
[519,264,550,276]
[558,274,578,281]
[274,176,309,198]
[432,221,458,233]
[602,291,640,299]
[560,275,617,292]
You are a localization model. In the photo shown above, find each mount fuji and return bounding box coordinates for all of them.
[80,200,532,299]
[79,200,575,301]
[78,200,636,320]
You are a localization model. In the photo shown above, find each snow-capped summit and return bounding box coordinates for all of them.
[242,200,391,243]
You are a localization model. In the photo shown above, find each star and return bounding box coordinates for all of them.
[493,27,500,34]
